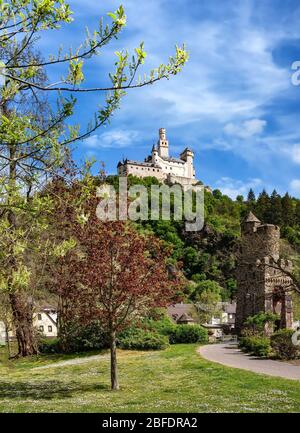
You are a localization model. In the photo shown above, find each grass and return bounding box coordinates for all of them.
[0,344,300,412]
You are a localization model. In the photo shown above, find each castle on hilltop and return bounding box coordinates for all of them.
[117,128,200,188]
[235,211,294,334]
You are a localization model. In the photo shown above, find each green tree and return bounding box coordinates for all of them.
[295,201,300,226]
[247,189,256,209]
[281,193,294,226]
[0,1,188,356]
[268,190,282,225]
[255,190,270,222]
[193,281,223,324]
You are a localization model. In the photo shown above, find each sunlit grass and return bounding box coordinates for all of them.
[0,344,300,413]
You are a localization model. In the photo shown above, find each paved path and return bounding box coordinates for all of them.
[33,353,109,370]
[199,343,300,381]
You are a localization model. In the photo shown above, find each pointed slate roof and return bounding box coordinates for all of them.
[244,211,261,223]
[177,313,195,323]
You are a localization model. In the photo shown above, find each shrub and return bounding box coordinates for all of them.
[118,328,169,351]
[169,325,208,344]
[55,321,109,353]
[38,338,61,354]
[239,336,271,357]
[271,329,300,360]
[144,316,176,337]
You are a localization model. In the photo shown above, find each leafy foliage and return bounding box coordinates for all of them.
[271,329,300,360]
[168,325,208,344]
[118,328,169,351]
[239,335,271,357]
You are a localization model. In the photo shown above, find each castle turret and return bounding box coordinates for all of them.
[180,147,195,179]
[157,128,169,158]
[151,144,158,163]
[235,213,293,334]
[256,224,280,260]
[241,211,261,235]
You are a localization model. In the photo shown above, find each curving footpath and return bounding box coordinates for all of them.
[199,343,300,381]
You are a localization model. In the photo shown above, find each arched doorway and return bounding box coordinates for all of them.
[272,286,286,330]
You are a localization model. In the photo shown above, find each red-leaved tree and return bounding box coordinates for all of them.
[48,189,184,390]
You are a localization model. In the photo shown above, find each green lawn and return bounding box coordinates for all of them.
[0,344,300,412]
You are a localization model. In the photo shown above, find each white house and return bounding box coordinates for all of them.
[33,306,58,337]
[0,305,58,343]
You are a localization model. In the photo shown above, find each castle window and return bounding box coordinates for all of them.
[39,325,44,332]
[48,326,52,333]
[38,314,42,321]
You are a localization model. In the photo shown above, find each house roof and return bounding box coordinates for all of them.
[167,303,197,323]
[161,156,185,164]
[223,302,236,314]
[177,313,195,323]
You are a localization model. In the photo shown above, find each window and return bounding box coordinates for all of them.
[48,326,52,333]
[38,313,42,320]
[39,325,44,332]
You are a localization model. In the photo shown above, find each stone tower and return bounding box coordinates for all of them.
[157,128,169,158]
[180,147,195,179]
[235,211,293,334]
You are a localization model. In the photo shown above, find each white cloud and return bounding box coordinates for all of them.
[84,129,139,149]
[290,179,300,195]
[214,177,263,199]
[224,118,267,139]
[290,145,300,164]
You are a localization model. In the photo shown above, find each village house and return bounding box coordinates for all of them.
[0,305,58,344]
[167,301,237,338]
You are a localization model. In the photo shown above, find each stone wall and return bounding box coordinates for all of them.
[235,213,293,334]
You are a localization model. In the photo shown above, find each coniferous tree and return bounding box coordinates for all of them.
[255,190,270,222]
[282,193,294,226]
[247,189,256,204]
[268,190,283,225]
[295,201,300,226]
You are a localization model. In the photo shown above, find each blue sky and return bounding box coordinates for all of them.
[42,0,300,198]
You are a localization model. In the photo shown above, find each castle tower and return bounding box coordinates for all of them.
[235,212,293,335]
[151,144,158,163]
[157,128,169,158]
[180,147,195,179]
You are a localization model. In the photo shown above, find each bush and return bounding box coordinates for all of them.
[143,316,176,337]
[239,336,271,357]
[38,338,61,354]
[45,321,110,354]
[271,329,300,360]
[169,325,208,344]
[118,328,169,351]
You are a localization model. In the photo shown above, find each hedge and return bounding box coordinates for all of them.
[169,325,208,344]
[118,328,169,350]
[271,329,300,360]
[239,335,271,357]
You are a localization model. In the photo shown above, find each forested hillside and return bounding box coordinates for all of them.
[106,175,300,303]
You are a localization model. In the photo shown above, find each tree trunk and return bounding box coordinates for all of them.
[6,137,37,357]
[9,293,37,357]
[5,324,11,358]
[110,328,119,390]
